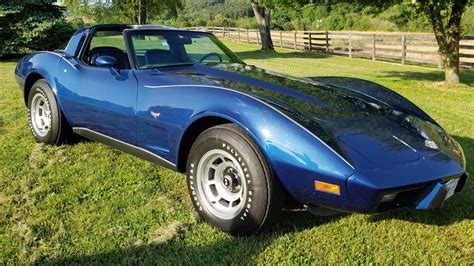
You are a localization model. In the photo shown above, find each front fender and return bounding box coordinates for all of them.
[171,87,356,209]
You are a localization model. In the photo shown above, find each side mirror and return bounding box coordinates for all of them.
[95,55,117,68]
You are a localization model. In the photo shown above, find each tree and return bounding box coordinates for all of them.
[250,1,274,50]
[116,0,183,24]
[0,0,74,57]
[318,0,471,83]
[411,0,471,84]
[249,0,308,51]
[64,0,183,25]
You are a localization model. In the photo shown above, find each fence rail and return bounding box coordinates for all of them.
[190,26,474,69]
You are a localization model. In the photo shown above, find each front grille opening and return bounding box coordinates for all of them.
[376,172,467,213]
[454,173,468,193]
[377,186,427,212]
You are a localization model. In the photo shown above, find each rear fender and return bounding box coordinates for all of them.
[17,52,62,104]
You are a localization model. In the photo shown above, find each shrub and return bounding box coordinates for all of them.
[68,17,86,30]
[0,1,74,57]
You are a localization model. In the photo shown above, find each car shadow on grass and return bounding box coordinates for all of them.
[369,135,473,226]
[44,210,348,264]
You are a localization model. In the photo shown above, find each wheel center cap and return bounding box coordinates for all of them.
[223,175,232,188]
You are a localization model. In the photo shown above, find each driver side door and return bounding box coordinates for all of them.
[58,29,138,144]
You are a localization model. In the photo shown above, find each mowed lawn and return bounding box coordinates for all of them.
[1,40,473,264]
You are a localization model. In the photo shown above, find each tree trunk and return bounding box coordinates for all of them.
[443,31,461,84]
[251,2,274,51]
[139,0,147,25]
[426,0,467,84]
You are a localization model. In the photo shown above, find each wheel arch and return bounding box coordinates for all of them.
[23,70,74,129]
[175,112,304,214]
[175,113,294,208]
[177,115,253,173]
[176,110,279,175]
[24,70,59,106]
[24,72,45,105]
[20,52,62,106]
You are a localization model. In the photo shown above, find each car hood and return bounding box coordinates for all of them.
[155,63,465,170]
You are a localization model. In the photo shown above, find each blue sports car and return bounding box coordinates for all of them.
[15,24,468,235]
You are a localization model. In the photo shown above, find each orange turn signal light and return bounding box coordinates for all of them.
[314,181,340,195]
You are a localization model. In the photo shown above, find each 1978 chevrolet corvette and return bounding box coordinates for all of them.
[15,24,468,235]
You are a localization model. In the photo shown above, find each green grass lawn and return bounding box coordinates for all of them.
[1,41,473,264]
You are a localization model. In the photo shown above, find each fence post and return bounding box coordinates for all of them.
[438,55,443,70]
[280,30,283,48]
[372,33,376,61]
[256,29,260,45]
[294,31,297,50]
[238,28,241,42]
[325,31,329,53]
[348,32,352,58]
[308,32,312,51]
[246,28,249,43]
[401,35,406,64]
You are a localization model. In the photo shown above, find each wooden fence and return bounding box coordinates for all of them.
[190,26,474,69]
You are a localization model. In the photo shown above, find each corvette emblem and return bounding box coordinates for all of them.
[150,111,160,118]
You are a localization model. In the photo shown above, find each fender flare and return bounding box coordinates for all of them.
[21,52,62,105]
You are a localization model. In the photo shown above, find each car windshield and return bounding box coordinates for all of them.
[128,30,243,69]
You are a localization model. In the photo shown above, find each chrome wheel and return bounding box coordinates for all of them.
[196,149,247,220]
[30,93,52,137]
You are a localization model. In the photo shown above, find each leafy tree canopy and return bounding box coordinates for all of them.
[63,0,183,24]
[149,0,474,35]
[0,0,74,57]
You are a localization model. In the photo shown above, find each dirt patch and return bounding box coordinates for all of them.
[29,143,69,169]
[29,143,46,169]
[106,225,130,237]
[147,221,185,246]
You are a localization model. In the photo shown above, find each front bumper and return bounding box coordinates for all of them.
[347,172,468,213]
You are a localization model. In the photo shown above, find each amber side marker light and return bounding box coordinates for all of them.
[314,181,340,195]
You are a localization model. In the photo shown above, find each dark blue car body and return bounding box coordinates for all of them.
[15,25,468,214]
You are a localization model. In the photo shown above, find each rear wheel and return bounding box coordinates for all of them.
[27,79,72,145]
[187,124,284,235]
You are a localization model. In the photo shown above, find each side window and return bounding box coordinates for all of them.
[86,30,130,69]
[90,31,125,50]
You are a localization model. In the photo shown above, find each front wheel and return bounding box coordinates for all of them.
[187,124,284,235]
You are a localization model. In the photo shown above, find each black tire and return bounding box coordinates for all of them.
[27,79,72,145]
[187,123,284,235]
